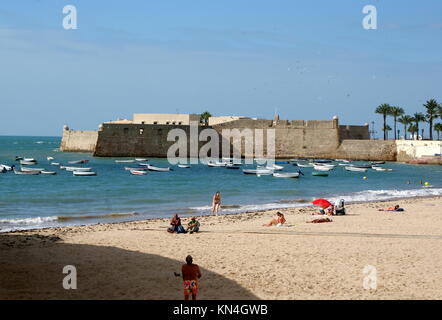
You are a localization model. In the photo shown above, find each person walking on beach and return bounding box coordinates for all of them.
[182,255,202,300]
[211,191,221,216]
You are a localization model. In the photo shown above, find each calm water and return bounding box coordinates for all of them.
[1,136,441,232]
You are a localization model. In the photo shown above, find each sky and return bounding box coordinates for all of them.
[0,0,441,136]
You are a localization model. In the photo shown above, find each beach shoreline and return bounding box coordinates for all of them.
[1,196,441,300]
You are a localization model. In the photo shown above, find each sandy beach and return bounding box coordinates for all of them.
[1,196,441,300]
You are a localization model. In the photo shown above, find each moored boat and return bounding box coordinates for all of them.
[115,159,135,163]
[20,160,37,165]
[135,158,148,162]
[147,164,171,172]
[64,167,92,172]
[296,162,313,168]
[14,169,40,175]
[273,172,300,178]
[313,165,333,171]
[345,166,367,172]
[21,167,44,172]
[207,161,227,167]
[41,171,57,175]
[242,168,273,175]
[68,160,89,164]
[178,164,191,168]
[130,169,147,175]
[73,171,96,176]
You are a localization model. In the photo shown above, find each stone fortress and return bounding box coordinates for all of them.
[60,113,442,162]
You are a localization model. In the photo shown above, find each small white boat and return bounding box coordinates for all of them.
[372,166,393,172]
[345,166,367,172]
[264,164,284,171]
[178,164,191,168]
[21,167,44,172]
[73,171,96,176]
[115,159,135,163]
[23,158,36,162]
[20,160,37,165]
[138,162,150,167]
[313,165,333,171]
[14,170,40,175]
[147,164,171,172]
[225,164,240,169]
[207,161,227,167]
[273,172,300,178]
[296,162,313,168]
[243,169,273,175]
[124,167,146,171]
[47,156,54,161]
[41,171,57,175]
[0,164,13,171]
[135,158,148,162]
[65,167,92,172]
[68,160,89,164]
[50,162,60,166]
[130,169,147,175]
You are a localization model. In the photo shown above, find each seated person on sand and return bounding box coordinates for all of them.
[167,214,183,233]
[263,212,286,227]
[378,204,404,212]
[187,217,200,234]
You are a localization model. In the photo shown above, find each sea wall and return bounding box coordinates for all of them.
[336,140,397,161]
[60,130,98,153]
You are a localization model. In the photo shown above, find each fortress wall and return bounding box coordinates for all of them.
[93,124,208,157]
[335,140,397,161]
[339,125,369,140]
[60,130,98,152]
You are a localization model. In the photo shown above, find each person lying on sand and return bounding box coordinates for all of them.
[187,217,200,234]
[263,212,286,226]
[378,205,404,212]
[182,255,202,300]
[308,217,333,223]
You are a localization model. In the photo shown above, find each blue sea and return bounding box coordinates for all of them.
[1,136,441,232]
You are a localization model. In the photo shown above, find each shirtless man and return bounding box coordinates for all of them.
[212,191,221,216]
[181,255,202,300]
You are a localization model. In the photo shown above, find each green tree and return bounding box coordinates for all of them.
[375,104,392,140]
[389,106,404,140]
[412,112,425,140]
[408,124,418,139]
[398,115,413,140]
[383,124,392,140]
[199,111,212,126]
[424,99,441,140]
[434,123,442,140]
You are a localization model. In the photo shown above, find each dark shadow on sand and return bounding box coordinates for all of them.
[0,233,258,300]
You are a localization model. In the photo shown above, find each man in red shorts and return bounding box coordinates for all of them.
[182,255,202,300]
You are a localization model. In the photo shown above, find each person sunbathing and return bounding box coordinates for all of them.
[263,212,286,226]
[378,205,404,212]
[312,205,334,216]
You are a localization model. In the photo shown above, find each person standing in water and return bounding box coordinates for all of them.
[212,191,221,216]
[182,255,202,300]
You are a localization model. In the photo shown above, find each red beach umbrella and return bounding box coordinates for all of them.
[312,198,332,208]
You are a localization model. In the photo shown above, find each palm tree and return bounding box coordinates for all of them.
[412,112,425,140]
[424,99,440,140]
[383,124,392,140]
[375,104,392,140]
[389,106,404,140]
[199,111,212,126]
[398,115,413,140]
[408,124,418,140]
[434,123,442,140]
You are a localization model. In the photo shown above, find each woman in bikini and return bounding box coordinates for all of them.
[263,212,286,226]
[212,191,221,216]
